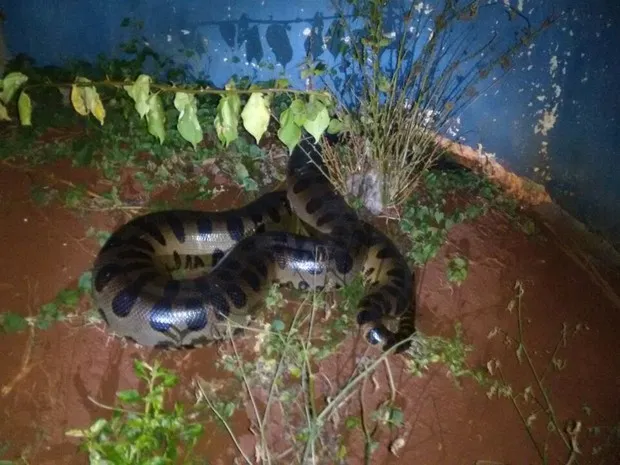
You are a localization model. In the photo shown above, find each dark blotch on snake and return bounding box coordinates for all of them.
[376,246,398,259]
[100,236,123,254]
[333,250,354,275]
[316,212,337,228]
[213,269,235,282]
[148,299,175,332]
[118,249,152,262]
[133,218,167,246]
[224,283,247,308]
[94,264,124,292]
[163,280,181,299]
[221,259,242,271]
[125,236,155,253]
[167,213,186,243]
[305,197,323,215]
[383,285,402,299]
[196,217,212,237]
[123,261,154,274]
[292,177,311,194]
[356,308,383,325]
[267,207,281,223]
[226,215,245,242]
[193,276,212,293]
[183,299,208,330]
[240,269,261,292]
[387,268,407,279]
[212,249,225,266]
[111,271,159,317]
[205,291,230,320]
[249,257,268,278]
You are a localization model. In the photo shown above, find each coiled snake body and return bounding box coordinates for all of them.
[92,138,415,351]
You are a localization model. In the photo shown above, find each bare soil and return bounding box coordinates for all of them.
[0,151,619,465]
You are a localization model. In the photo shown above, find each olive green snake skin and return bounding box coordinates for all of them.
[92,137,415,352]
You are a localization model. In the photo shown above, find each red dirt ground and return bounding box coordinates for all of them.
[0,155,619,465]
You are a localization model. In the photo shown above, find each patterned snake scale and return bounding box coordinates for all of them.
[92,137,416,352]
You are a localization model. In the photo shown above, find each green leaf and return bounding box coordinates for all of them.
[133,359,149,379]
[146,457,168,465]
[271,319,285,332]
[327,118,343,134]
[88,418,109,435]
[124,74,152,119]
[1,312,29,333]
[303,103,330,142]
[241,92,270,144]
[1,72,29,104]
[275,78,289,89]
[214,91,241,147]
[304,99,321,121]
[345,416,361,430]
[64,428,86,438]
[57,289,79,307]
[389,407,404,426]
[234,161,250,182]
[146,93,166,144]
[222,402,236,419]
[17,91,32,126]
[174,92,203,150]
[0,101,10,121]
[277,108,301,152]
[117,389,142,404]
[183,423,205,440]
[289,99,307,126]
[78,271,93,293]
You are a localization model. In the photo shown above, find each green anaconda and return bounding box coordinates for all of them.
[92,137,416,352]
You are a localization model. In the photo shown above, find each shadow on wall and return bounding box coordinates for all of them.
[2,0,619,247]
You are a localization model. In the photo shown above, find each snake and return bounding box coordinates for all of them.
[91,137,415,352]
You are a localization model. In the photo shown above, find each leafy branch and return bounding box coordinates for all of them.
[0,71,341,154]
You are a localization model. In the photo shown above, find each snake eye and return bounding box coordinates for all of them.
[365,327,385,346]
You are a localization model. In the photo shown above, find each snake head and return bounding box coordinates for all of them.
[365,324,412,354]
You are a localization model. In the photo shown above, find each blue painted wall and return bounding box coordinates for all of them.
[1,0,619,247]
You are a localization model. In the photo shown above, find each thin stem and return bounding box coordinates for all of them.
[24,80,330,97]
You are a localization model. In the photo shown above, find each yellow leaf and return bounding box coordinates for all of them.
[214,93,241,147]
[174,92,203,149]
[241,92,270,144]
[124,74,152,119]
[71,85,88,116]
[1,72,28,104]
[146,93,166,144]
[303,104,330,142]
[85,87,106,125]
[18,91,32,126]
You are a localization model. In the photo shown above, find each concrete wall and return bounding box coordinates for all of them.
[1,0,618,247]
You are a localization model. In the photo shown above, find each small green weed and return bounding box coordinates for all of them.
[265,283,285,310]
[0,273,92,334]
[402,167,536,267]
[30,185,58,206]
[446,254,469,285]
[63,185,88,209]
[405,323,487,385]
[86,227,112,247]
[66,359,205,465]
